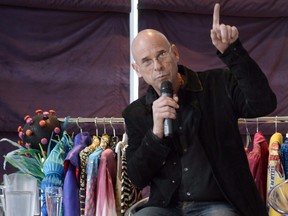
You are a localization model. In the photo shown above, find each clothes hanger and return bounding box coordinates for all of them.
[102,117,107,135]
[115,120,128,179]
[85,117,99,150]
[98,118,110,150]
[122,121,128,144]
[94,117,99,137]
[76,117,83,133]
[110,117,119,150]
[116,121,128,154]
[244,119,251,153]
[275,116,278,133]
[110,118,116,138]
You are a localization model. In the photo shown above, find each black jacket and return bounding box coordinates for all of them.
[122,40,277,216]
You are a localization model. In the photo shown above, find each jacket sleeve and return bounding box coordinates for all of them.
[218,39,277,118]
[122,101,172,189]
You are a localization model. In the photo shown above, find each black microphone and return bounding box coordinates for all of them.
[160,81,173,137]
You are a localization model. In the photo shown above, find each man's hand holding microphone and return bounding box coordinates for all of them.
[152,81,179,139]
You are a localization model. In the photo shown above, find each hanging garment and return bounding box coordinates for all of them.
[247,131,269,203]
[79,136,100,216]
[95,148,117,216]
[280,134,288,179]
[41,131,73,216]
[120,146,142,215]
[110,135,119,152]
[114,133,128,216]
[63,132,91,216]
[84,134,109,216]
[84,147,103,216]
[267,132,285,216]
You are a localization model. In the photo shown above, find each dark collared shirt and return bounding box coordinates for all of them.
[173,73,225,201]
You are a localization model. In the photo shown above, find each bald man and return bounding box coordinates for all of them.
[123,3,276,216]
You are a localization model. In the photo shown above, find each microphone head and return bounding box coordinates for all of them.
[160,80,173,95]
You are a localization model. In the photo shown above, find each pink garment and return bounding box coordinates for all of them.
[95,148,117,216]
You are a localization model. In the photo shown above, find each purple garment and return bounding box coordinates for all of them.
[63,132,91,216]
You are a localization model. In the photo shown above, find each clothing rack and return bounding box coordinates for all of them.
[58,117,125,124]
[58,116,288,125]
[238,116,288,124]
[57,117,125,135]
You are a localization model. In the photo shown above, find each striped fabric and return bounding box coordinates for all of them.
[120,146,142,214]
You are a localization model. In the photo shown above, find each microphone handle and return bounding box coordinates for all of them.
[164,118,172,137]
[162,92,173,137]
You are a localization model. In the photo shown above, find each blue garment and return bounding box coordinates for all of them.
[280,136,288,179]
[84,147,103,216]
[63,132,91,216]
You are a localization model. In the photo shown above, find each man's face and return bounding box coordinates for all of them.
[133,41,179,95]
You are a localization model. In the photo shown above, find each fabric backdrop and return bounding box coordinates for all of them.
[0,0,130,133]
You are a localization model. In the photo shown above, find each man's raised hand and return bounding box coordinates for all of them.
[210,3,239,53]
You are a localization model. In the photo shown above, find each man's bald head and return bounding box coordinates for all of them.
[132,29,171,62]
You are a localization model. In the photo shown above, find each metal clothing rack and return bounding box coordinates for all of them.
[58,117,125,124]
[58,116,288,125]
[238,116,288,124]
[57,116,288,136]
[57,117,125,135]
[238,116,288,136]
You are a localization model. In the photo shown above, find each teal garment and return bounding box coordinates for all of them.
[79,140,99,216]
[84,147,103,216]
[41,131,73,216]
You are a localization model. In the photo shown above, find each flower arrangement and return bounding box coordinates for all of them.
[0,110,73,216]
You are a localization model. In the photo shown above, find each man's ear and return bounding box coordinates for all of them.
[171,44,180,62]
[132,63,143,78]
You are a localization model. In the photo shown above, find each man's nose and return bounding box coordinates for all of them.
[152,58,162,70]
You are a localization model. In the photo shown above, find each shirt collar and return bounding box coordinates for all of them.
[178,65,203,92]
[145,65,203,107]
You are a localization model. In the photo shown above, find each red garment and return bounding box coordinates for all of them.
[247,131,269,203]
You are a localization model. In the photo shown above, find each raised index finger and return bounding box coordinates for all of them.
[212,3,220,29]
